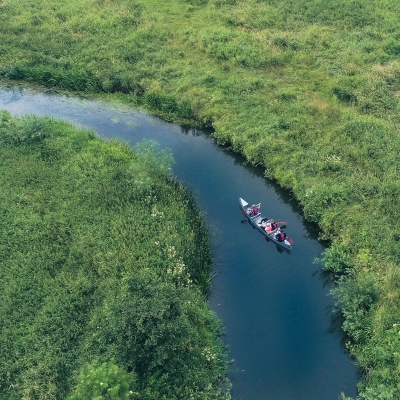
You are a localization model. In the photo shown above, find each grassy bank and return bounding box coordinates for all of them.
[2,0,400,397]
[0,112,230,399]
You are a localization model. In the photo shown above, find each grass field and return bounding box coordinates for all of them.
[0,112,230,399]
[2,0,400,398]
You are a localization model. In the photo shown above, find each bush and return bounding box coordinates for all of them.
[68,361,138,400]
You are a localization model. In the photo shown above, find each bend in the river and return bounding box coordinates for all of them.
[0,85,359,400]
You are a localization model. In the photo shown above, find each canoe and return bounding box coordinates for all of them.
[239,197,292,251]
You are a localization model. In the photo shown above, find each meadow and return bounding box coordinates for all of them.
[2,0,400,398]
[0,112,230,399]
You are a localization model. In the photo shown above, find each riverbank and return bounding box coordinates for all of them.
[1,0,400,397]
[0,112,230,399]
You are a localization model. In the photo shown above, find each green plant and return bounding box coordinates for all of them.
[68,360,138,400]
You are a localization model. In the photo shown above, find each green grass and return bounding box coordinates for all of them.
[0,112,231,399]
[2,0,400,397]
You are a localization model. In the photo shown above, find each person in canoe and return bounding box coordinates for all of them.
[259,217,269,228]
[275,229,287,242]
[264,221,272,233]
[270,219,278,231]
[247,204,260,217]
[252,204,259,216]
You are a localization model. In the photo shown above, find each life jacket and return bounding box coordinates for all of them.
[266,224,272,233]
[271,222,277,230]
[280,233,286,241]
[253,207,258,215]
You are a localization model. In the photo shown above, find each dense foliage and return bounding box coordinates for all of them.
[0,112,231,399]
[2,0,400,397]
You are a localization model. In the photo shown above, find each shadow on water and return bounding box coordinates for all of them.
[0,85,359,400]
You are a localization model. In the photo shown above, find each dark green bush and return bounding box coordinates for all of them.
[322,243,355,278]
[384,39,400,55]
[332,273,379,345]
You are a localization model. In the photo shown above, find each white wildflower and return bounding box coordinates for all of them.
[151,207,164,218]
[324,154,341,163]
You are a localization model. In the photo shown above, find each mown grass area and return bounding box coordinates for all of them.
[1,0,400,398]
[0,112,231,400]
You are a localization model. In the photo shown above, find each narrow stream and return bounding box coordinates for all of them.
[0,85,359,399]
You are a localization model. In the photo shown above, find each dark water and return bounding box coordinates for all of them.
[0,86,359,399]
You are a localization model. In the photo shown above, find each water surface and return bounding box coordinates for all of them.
[0,86,359,399]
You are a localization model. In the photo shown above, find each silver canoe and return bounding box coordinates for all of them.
[239,197,292,251]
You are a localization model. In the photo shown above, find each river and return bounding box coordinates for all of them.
[0,85,359,399]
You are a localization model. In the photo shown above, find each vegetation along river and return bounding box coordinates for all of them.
[0,86,359,399]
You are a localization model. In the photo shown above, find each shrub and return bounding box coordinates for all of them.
[68,360,138,400]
